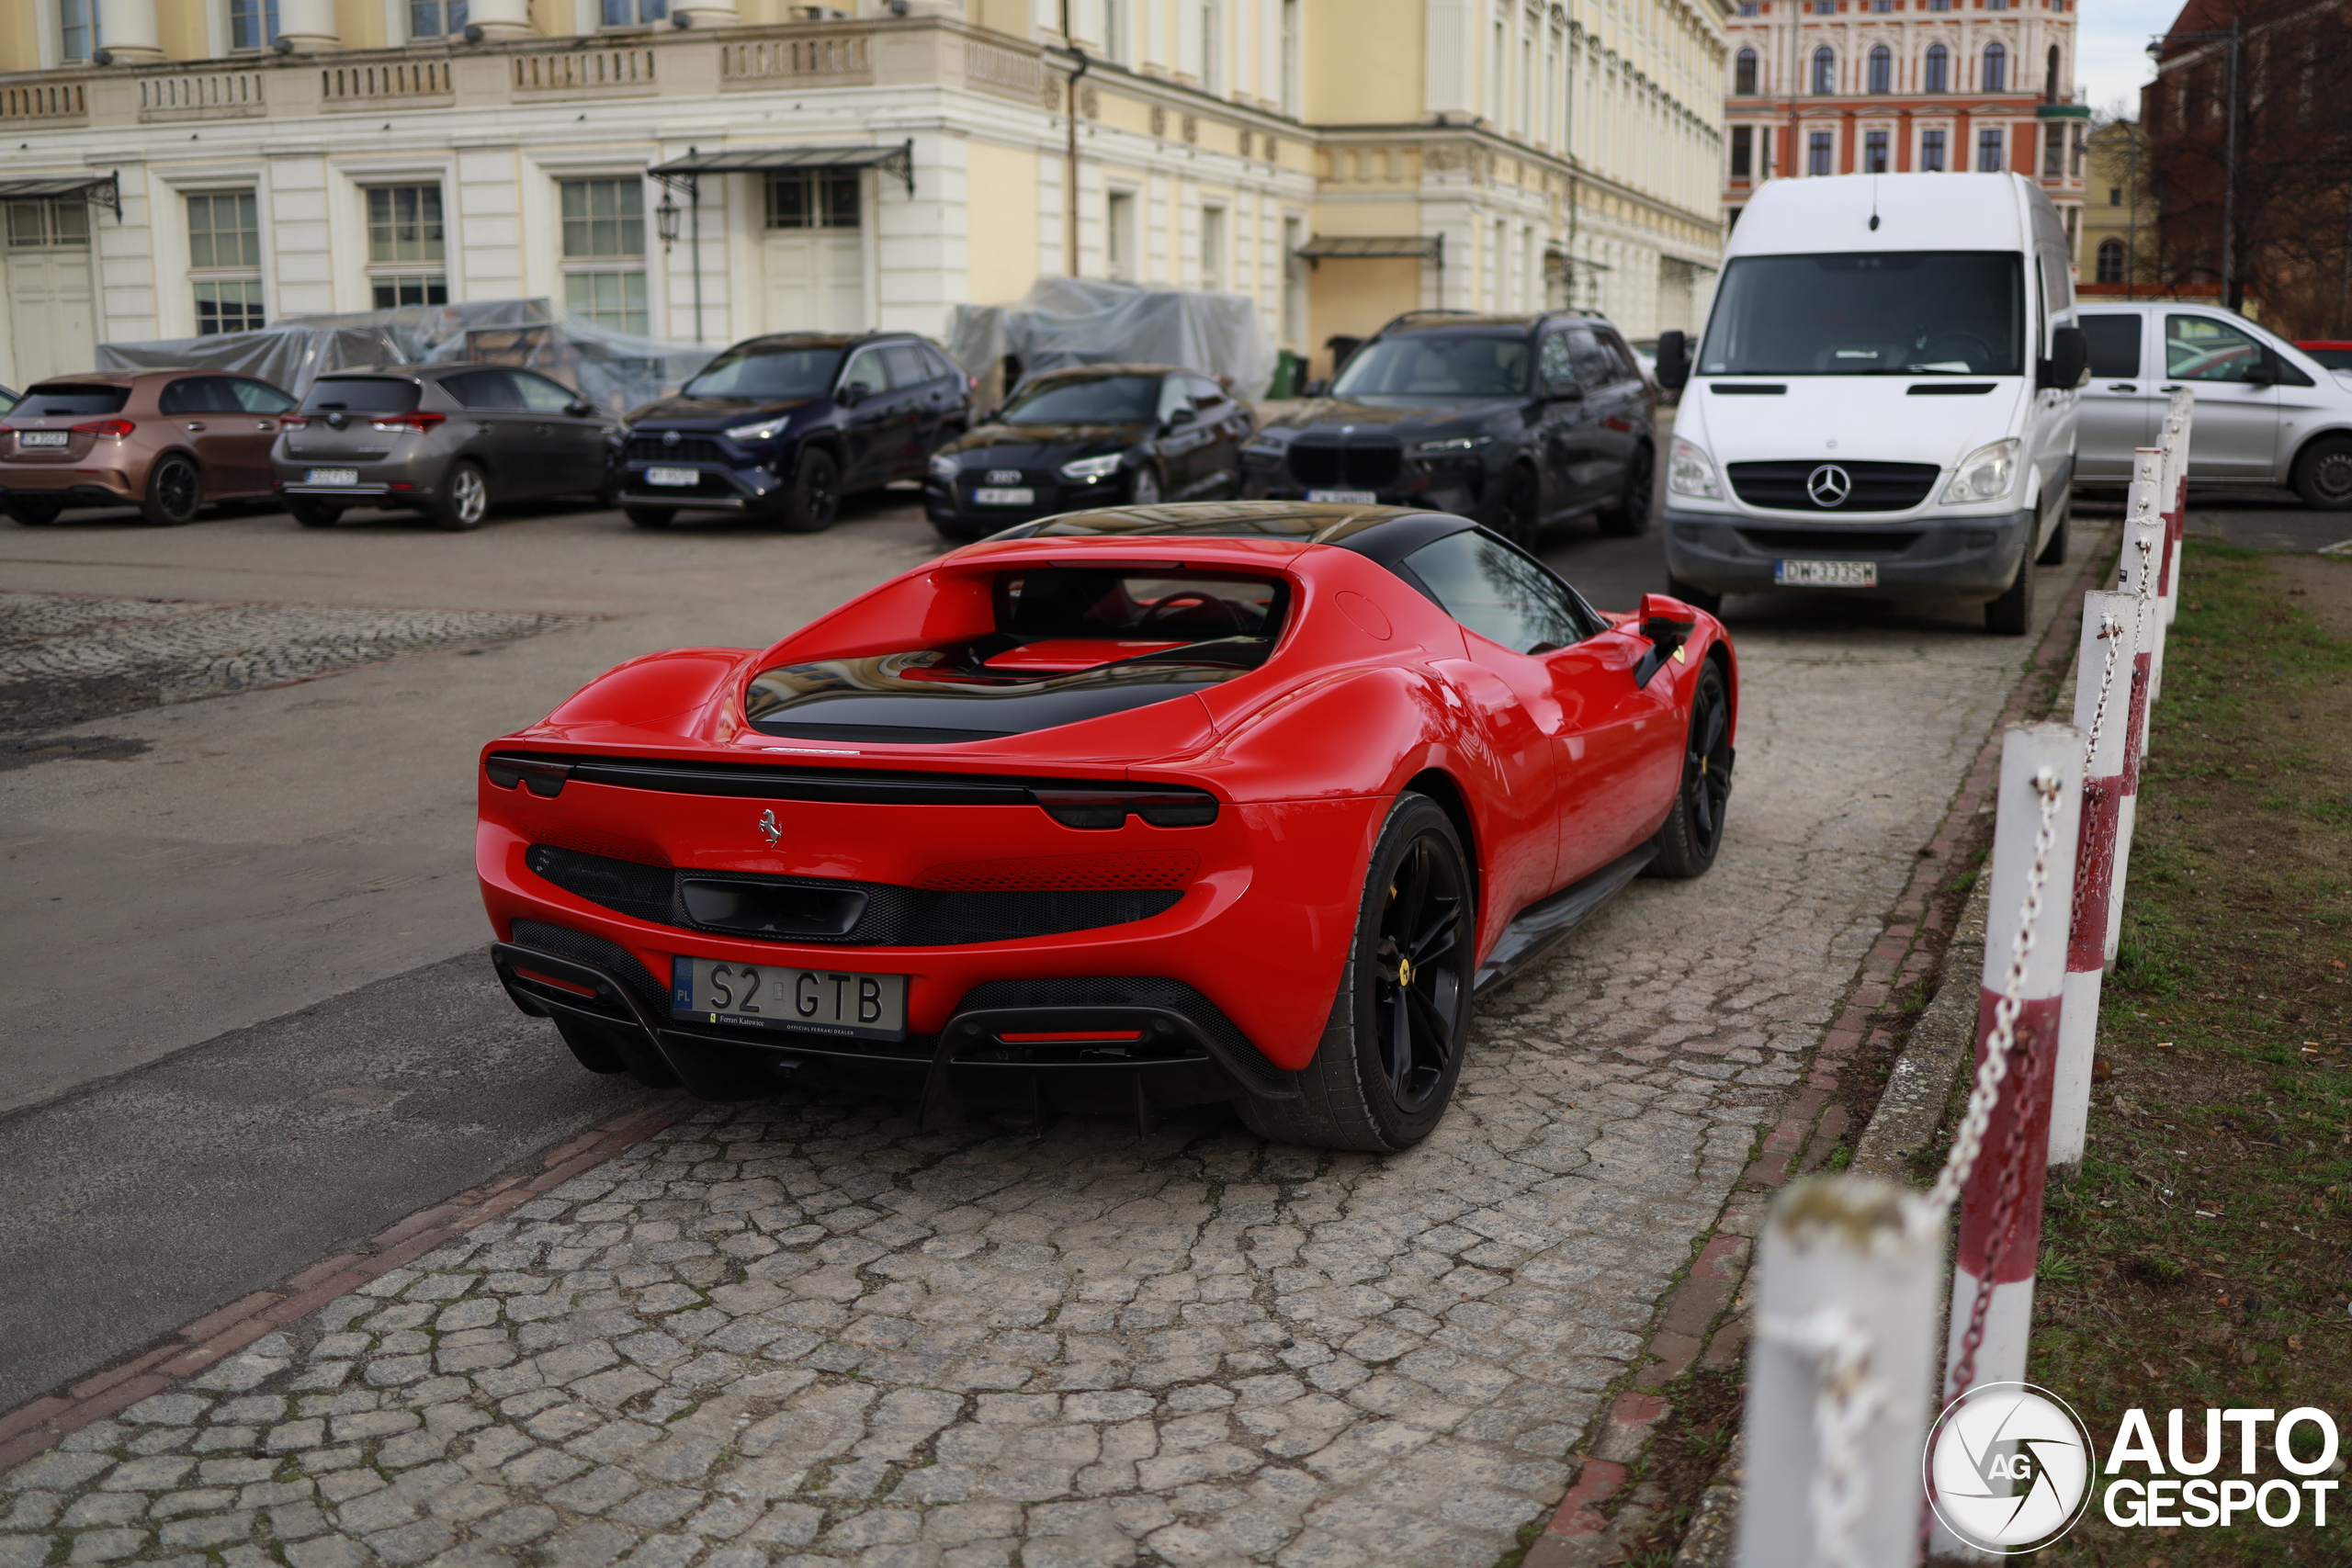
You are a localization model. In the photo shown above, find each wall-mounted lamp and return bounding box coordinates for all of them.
[655,195,682,252]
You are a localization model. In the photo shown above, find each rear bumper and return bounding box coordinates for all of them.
[271,452,444,506]
[0,478,134,504]
[1661,506,2034,597]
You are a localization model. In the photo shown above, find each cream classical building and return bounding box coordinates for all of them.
[0,0,1728,389]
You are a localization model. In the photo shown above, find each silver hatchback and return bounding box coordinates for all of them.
[272,363,616,529]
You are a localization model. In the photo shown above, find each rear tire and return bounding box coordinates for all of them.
[4,497,64,526]
[1596,443,1654,537]
[1235,793,1475,1153]
[626,506,676,530]
[288,500,342,528]
[432,460,489,531]
[1648,660,1734,879]
[2291,433,2352,510]
[2035,504,2070,566]
[781,447,841,533]
[1985,542,2035,636]
[140,455,202,526]
[1665,573,1723,616]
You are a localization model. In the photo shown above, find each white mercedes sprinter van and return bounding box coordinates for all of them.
[1654,174,2087,634]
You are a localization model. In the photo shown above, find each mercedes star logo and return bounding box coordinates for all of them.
[1806,463,1853,508]
[662,430,681,447]
[758,808,782,847]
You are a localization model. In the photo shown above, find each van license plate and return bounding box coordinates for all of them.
[306,468,360,486]
[672,956,908,1042]
[1307,489,1378,503]
[17,431,68,447]
[1775,559,1879,588]
[645,467,698,487]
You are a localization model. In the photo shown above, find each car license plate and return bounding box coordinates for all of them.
[17,431,68,447]
[645,467,699,487]
[1775,558,1879,588]
[973,487,1035,505]
[305,468,360,486]
[672,956,908,1041]
[1307,489,1378,503]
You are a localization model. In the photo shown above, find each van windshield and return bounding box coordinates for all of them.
[1698,252,2025,377]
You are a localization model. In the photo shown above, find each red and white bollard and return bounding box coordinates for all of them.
[2121,449,2171,722]
[2106,502,2165,966]
[2048,592,2140,1173]
[2160,389,2193,631]
[1939,724,2083,1434]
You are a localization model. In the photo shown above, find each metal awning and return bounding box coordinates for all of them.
[650,141,913,197]
[1294,234,1443,263]
[0,173,119,216]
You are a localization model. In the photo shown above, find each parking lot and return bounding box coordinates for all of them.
[0,482,2110,1565]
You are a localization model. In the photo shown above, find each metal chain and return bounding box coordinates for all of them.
[2081,612,2123,772]
[1760,1308,1886,1568]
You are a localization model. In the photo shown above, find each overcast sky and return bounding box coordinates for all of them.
[2078,0,2185,118]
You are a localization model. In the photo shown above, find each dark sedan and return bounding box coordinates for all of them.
[924,366,1253,541]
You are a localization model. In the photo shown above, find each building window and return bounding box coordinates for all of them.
[1106,190,1136,281]
[1977,126,2004,171]
[2073,123,2086,177]
[1278,0,1299,116]
[1983,42,2007,93]
[230,0,279,49]
[187,192,263,336]
[1739,1,1758,13]
[1868,45,1891,94]
[764,171,860,230]
[600,0,666,25]
[1199,204,1226,291]
[1812,46,1835,96]
[560,177,648,334]
[2109,186,2122,206]
[1736,48,1758,96]
[1730,125,1754,177]
[1808,130,1834,176]
[365,185,447,308]
[194,281,266,334]
[1811,1,1834,13]
[2041,124,2064,177]
[2045,44,2062,102]
[1870,0,1889,10]
[1920,128,1947,170]
[1200,0,1222,95]
[5,198,90,249]
[1924,44,1949,93]
[1863,130,1888,173]
[2097,239,2126,284]
[60,0,97,62]
[1106,0,1129,64]
[1928,0,1950,9]
[410,1,468,38]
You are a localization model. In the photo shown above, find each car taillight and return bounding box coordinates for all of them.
[370,411,447,434]
[485,753,575,797]
[280,414,309,428]
[70,419,135,439]
[1030,786,1220,829]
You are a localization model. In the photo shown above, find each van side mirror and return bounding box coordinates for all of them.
[2039,326,2089,391]
[2245,353,2280,387]
[1655,330,1690,392]
[1634,591,1699,685]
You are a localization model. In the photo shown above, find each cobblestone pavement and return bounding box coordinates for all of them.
[0,607,2051,1568]
[0,592,589,739]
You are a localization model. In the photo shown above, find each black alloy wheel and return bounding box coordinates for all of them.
[2036,504,2070,566]
[782,447,841,533]
[1649,660,1734,878]
[141,455,202,526]
[1236,793,1475,1152]
[1498,464,1541,547]
[1597,442,1655,537]
[2292,434,2352,510]
[1985,542,2034,636]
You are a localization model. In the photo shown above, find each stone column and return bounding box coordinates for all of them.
[93,0,162,63]
[276,0,340,51]
[465,0,534,40]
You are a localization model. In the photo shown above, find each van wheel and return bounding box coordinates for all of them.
[432,461,489,530]
[781,448,840,533]
[1985,545,2035,636]
[2291,434,2352,510]
[626,506,675,530]
[140,456,202,526]
[2035,506,2070,565]
[1596,444,1654,536]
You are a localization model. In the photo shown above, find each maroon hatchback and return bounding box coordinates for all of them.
[0,368,297,526]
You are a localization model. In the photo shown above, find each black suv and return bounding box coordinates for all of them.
[616,332,972,532]
[1240,310,1655,547]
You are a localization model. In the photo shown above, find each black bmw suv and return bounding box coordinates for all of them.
[1240,310,1656,547]
[616,332,972,532]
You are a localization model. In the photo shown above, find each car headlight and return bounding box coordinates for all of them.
[1058,453,1125,481]
[929,453,959,481]
[1942,438,2019,504]
[723,414,794,443]
[1409,435,1491,458]
[1668,436,1722,500]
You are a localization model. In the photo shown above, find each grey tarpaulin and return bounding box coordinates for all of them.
[944,277,1274,402]
[95,299,713,416]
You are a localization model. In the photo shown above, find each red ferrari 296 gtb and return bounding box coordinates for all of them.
[477,502,1736,1150]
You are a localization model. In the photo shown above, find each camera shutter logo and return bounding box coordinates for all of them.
[1806,463,1853,507]
[1925,1382,2097,1553]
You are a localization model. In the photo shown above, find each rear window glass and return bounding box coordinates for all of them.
[21,383,130,416]
[997,569,1286,645]
[301,378,419,414]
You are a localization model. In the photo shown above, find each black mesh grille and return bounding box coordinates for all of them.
[527,844,1182,946]
[1726,460,1939,513]
[955,976,1262,1068]
[509,919,670,1016]
[1286,443,1403,491]
[627,435,729,465]
[1736,527,1926,555]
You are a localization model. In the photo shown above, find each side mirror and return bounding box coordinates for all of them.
[566,399,594,418]
[838,380,874,407]
[1545,378,1586,401]
[2039,326,2089,390]
[1164,405,1196,428]
[2245,353,2280,387]
[1634,591,1699,686]
[1655,330,1690,392]
[1302,378,1331,398]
